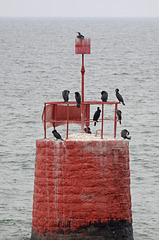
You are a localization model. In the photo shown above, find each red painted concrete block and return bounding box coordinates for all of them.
[31,139,133,240]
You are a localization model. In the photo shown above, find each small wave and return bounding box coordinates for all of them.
[121,72,129,75]
[112,72,129,75]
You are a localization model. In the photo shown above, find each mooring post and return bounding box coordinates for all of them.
[31,37,133,240]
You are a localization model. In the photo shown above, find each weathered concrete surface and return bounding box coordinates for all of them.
[31,136,133,240]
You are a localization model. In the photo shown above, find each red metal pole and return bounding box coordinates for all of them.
[81,54,85,103]
[44,103,46,139]
[114,103,117,138]
[81,54,85,132]
[86,103,90,127]
[66,103,69,139]
[101,103,104,139]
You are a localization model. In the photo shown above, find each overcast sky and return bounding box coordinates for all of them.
[0,0,159,18]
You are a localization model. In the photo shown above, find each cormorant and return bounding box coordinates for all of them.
[93,107,101,126]
[76,32,84,39]
[62,90,70,102]
[75,92,81,108]
[101,91,108,102]
[121,129,131,140]
[52,130,63,141]
[115,88,125,105]
[84,126,92,134]
[116,109,122,124]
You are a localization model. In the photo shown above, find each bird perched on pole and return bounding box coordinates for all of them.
[62,90,70,102]
[76,32,84,39]
[101,91,108,102]
[121,129,131,140]
[115,88,125,105]
[52,129,63,141]
[116,109,122,124]
[75,92,81,108]
[93,107,101,126]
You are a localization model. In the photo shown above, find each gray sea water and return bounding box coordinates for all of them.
[0,17,159,240]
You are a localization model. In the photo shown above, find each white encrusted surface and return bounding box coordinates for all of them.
[45,132,122,141]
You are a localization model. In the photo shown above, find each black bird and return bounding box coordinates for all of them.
[115,88,125,105]
[93,107,101,126]
[52,129,63,141]
[76,32,84,39]
[62,90,70,102]
[116,109,122,124]
[101,91,108,102]
[121,129,131,140]
[75,92,81,108]
[84,126,92,134]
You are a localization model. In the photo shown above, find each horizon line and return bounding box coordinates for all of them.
[0,16,159,18]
